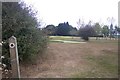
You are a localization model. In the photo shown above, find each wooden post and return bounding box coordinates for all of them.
[9,36,20,78]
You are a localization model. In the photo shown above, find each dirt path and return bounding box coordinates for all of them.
[20,42,118,78]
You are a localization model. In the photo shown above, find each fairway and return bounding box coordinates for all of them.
[49,36,86,43]
[20,36,118,78]
[50,40,86,43]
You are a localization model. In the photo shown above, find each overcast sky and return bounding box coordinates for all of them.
[21,0,119,28]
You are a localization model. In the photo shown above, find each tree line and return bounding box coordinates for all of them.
[43,21,120,41]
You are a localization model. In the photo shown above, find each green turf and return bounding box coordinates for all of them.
[49,36,118,44]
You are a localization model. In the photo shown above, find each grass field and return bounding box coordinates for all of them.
[49,36,118,44]
[20,36,118,78]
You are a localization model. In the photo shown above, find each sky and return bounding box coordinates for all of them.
[21,0,119,28]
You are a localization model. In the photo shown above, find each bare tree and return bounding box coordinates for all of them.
[107,17,115,39]
[77,18,85,30]
[77,18,81,30]
[107,17,115,25]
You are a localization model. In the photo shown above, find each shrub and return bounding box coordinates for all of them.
[79,25,96,41]
[2,2,48,68]
[81,36,89,41]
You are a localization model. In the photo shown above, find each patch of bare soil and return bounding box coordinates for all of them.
[20,42,118,78]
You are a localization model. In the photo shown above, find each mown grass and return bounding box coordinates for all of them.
[49,36,84,43]
[49,36,118,44]
[49,36,78,41]
[72,49,118,78]
[49,36,118,78]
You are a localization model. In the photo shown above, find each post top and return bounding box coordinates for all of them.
[9,36,16,41]
[10,36,16,38]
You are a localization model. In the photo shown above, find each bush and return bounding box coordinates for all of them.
[2,2,48,68]
[79,25,96,41]
[81,36,89,41]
